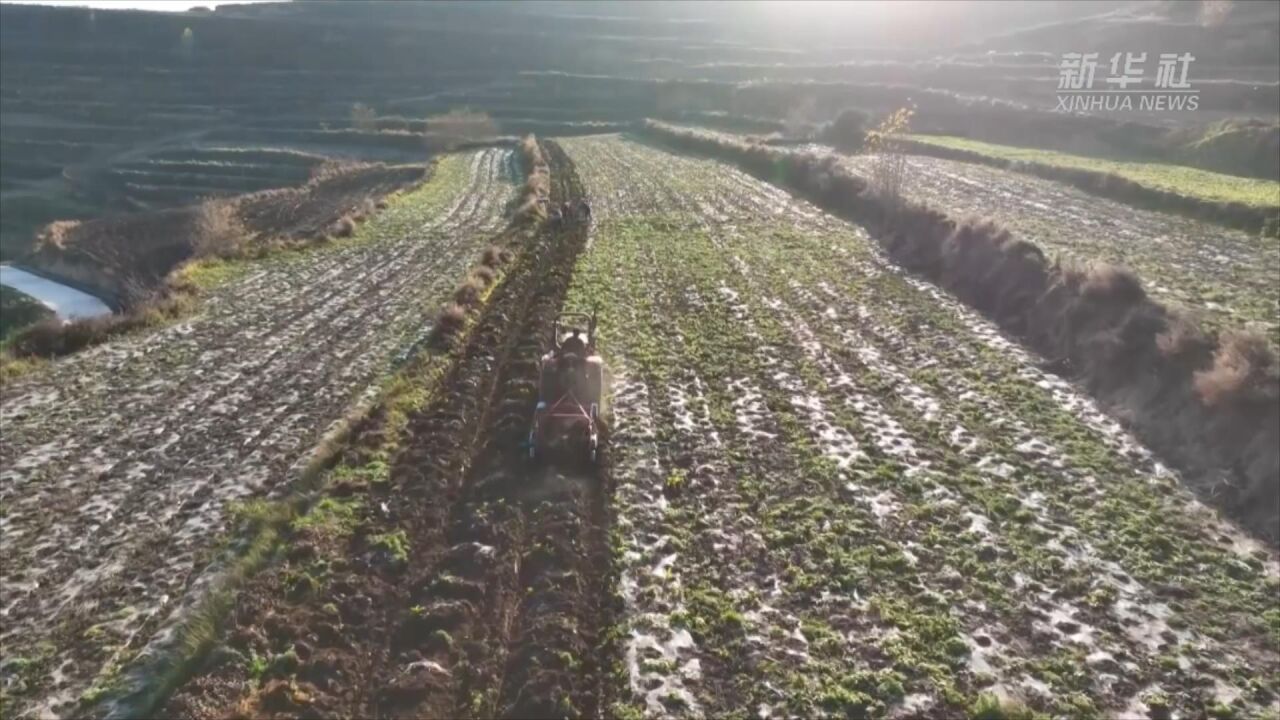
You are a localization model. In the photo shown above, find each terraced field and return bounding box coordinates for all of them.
[834,152,1280,345]
[0,149,516,719]
[560,135,1279,719]
[4,134,1277,720]
[100,148,326,211]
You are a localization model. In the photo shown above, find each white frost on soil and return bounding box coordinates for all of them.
[0,149,517,719]
[611,371,703,718]
[561,136,1280,718]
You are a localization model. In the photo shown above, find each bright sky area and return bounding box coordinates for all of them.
[1,0,272,10]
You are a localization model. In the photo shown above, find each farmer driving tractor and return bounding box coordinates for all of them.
[528,313,604,465]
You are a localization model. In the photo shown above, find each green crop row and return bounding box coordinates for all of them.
[561,135,1278,720]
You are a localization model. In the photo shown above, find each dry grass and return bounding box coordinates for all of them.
[864,107,915,205]
[511,135,551,226]
[191,198,248,259]
[1157,312,1215,361]
[36,220,82,250]
[425,109,498,150]
[1076,263,1147,306]
[329,215,357,238]
[470,265,496,287]
[480,245,507,268]
[428,242,517,349]
[453,277,485,307]
[1196,332,1280,408]
[429,302,469,347]
[0,353,46,382]
[350,102,378,132]
[6,291,195,359]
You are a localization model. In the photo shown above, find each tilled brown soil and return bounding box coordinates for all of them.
[161,141,617,719]
[0,150,515,719]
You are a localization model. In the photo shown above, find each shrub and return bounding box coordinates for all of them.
[191,198,247,259]
[863,106,915,205]
[7,289,193,360]
[453,277,484,307]
[480,245,507,268]
[1078,263,1146,306]
[429,303,468,346]
[511,134,551,226]
[329,215,357,238]
[1155,312,1214,361]
[426,109,497,149]
[470,265,496,287]
[36,220,82,251]
[823,108,870,152]
[1195,332,1280,408]
[350,103,378,132]
[10,317,72,357]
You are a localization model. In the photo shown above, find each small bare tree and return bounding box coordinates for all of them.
[784,96,819,138]
[351,103,378,131]
[863,106,915,205]
[1199,0,1232,26]
[425,109,498,151]
[192,198,247,258]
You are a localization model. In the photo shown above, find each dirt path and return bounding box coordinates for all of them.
[559,135,1279,719]
[0,149,517,719]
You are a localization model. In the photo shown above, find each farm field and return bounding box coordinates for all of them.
[147,135,1280,720]
[159,139,605,720]
[901,134,1280,208]
[0,149,516,719]
[827,151,1280,344]
[560,135,1278,719]
[1,2,1277,719]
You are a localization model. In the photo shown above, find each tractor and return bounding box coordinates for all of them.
[527,311,604,465]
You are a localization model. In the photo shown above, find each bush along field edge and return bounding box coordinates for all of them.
[638,120,1280,546]
[895,136,1280,239]
[81,138,546,720]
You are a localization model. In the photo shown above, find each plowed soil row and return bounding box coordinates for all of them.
[161,141,615,719]
[0,149,516,719]
[560,135,1278,720]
